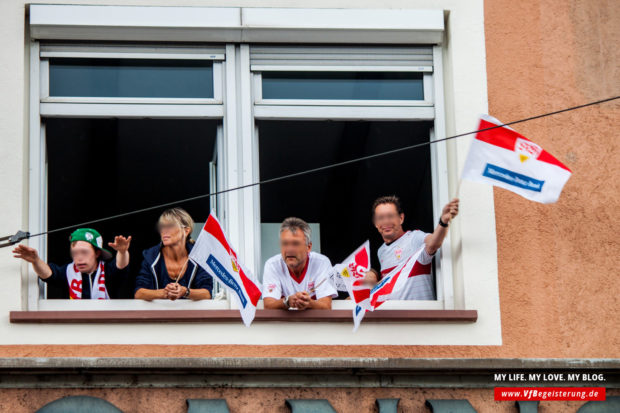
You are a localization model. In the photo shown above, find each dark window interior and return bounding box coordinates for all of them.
[258,120,435,280]
[45,118,217,298]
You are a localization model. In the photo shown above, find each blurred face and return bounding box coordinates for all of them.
[70,241,100,273]
[280,229,311,271]
[373,203,405,242]
[158,220,189,247]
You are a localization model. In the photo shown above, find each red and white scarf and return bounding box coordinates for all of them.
[66,261,109,299]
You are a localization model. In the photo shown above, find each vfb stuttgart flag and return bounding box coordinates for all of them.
[462,115,572,203]
[190,212,262,326]
[332,241,371,331]
[352,245,424,331]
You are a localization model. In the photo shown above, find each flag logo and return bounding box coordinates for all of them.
[462,115,572,204]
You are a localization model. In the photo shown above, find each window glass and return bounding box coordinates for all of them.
[49,58,214,98]
[261,72,424,100]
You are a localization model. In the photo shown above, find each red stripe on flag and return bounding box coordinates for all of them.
[537,150,571,172]
[204,215,237,259]
[476,119,571,172]
[475,119,518,151]
[238,268,262,306]
[204,214,260,305]
[370,263,409,307]
[354,247,369,269]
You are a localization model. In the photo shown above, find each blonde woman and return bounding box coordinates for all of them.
[134,208,213,301]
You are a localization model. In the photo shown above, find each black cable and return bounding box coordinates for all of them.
[12,94,620,241]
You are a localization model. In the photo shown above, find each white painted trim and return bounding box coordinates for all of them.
[331,300,443,310]
[30,6,444,45]
[40,52,225,60]
[30,5,241,30]
[423,73,434,104]
[251,65,432,72]
[39,103,224,118]
[253,105,434,121]
[221,44,242,306]
[38,299,230,311]
[27,41,44,310]
[254,99,432,107]
[41,97,222,105]
[213,62,224,103]
[431,45,455,310]
[238,45,259,277]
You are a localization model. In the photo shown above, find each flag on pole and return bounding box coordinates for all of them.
[461,115,572,203]
[189,212,262,326]
[332,241,371,331]
[352,245,424,331]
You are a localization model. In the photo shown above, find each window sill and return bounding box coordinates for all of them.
[9,309,477,324]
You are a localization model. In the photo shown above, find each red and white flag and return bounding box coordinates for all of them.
[462,115,572,203]
[353,245,424,331]
[332,241,371,331]
[189,212,262,326]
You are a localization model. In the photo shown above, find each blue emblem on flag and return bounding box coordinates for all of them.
[206,254,247,308]
[483,163,545,192]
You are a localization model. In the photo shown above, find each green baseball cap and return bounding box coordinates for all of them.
[69,228,113,261]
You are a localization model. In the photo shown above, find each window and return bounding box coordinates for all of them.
[257,120,434,283]
[29,43,227,309]
[26,42,454,311]
[260,72,424,101]
[11,1,501,345]
[17,5,501,345]
[49,58,215,98]
[246,45,452,310]
[45,118,218,299]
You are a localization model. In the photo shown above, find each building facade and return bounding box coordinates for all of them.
[0,0,618,411]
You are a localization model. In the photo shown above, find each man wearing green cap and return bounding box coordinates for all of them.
[12,228,131,299]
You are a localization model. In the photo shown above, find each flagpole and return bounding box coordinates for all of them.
[453,178,462,200]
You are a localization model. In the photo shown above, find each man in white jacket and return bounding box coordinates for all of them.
[262,217,337,310]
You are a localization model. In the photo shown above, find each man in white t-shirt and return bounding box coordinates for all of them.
[373,195,459,300]
[263,217,337,310]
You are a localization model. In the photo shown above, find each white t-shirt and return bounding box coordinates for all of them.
[263,251,338,301]
[377,230,436,300]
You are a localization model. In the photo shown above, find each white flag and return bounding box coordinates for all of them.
[190,212,262,326]
[462,115,572,203]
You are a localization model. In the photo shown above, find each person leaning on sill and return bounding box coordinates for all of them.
[262,217,337,310]
[134,207,213,301]
[12,228,131,299]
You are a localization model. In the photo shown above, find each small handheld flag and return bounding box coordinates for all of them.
[461,115,572,203]
[190,212,262,326]
[332,241,371,331]
[353,245,424,331]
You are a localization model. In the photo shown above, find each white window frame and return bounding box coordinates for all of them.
[28,42,230,311]
[243,45,451,311]
[39,44,225,118]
